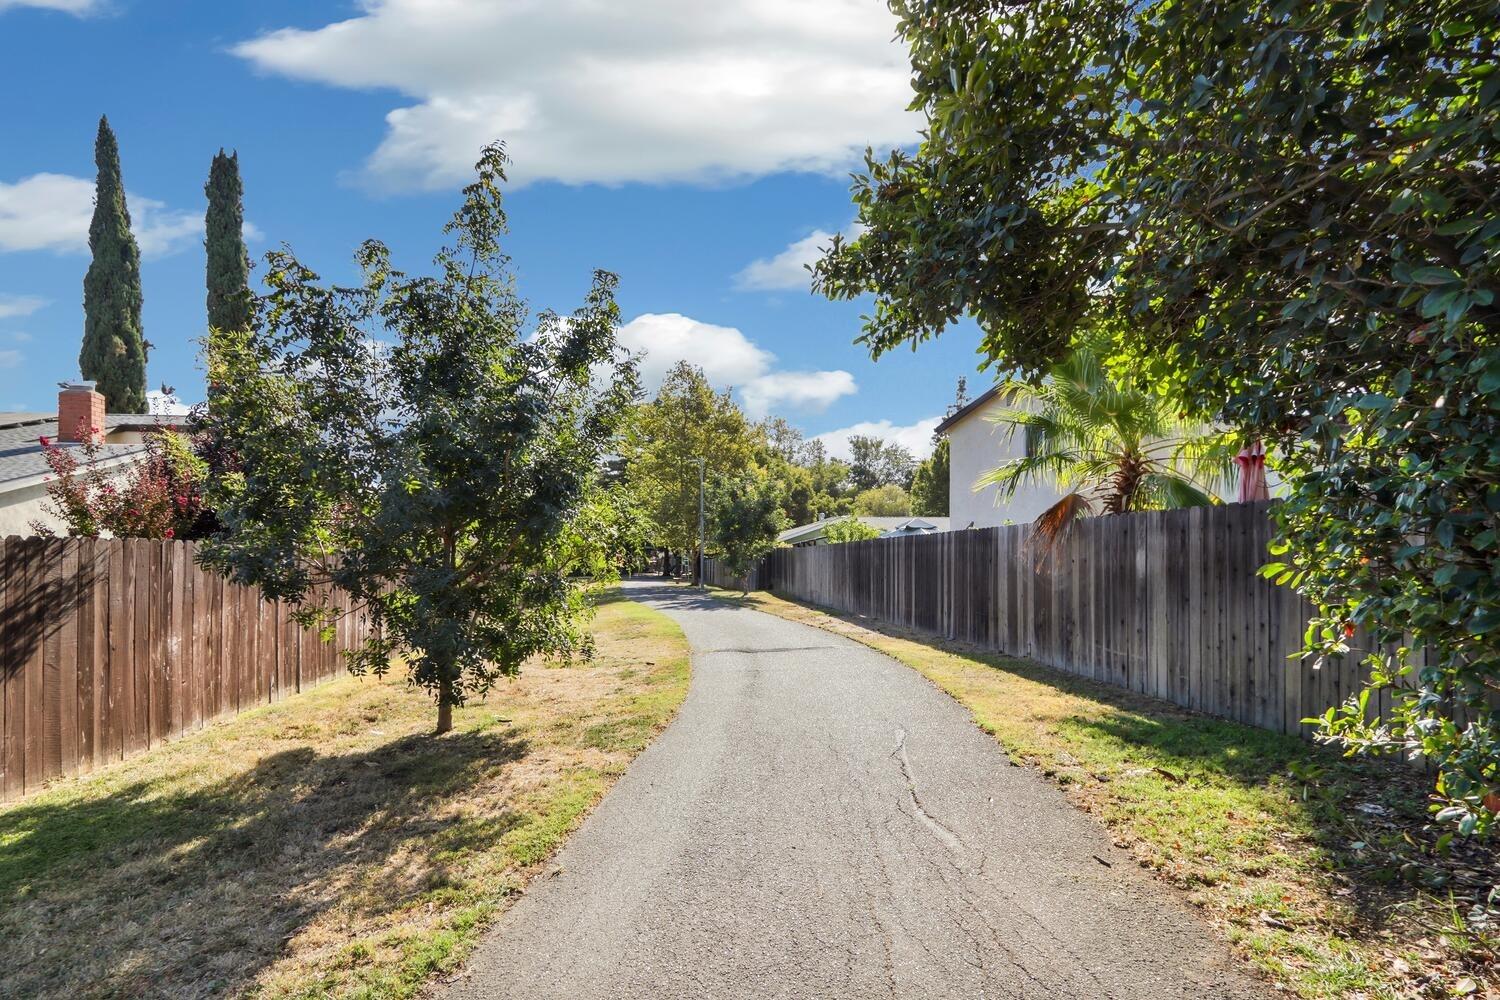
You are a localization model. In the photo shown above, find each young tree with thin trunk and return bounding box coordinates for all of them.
[205,149,252,335]
[710,473,785,594]
[201,144,637,734]
[80,116,147,413]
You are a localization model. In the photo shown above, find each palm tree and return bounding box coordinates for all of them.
[977,344,1232,544]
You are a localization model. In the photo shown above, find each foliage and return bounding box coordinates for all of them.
[978,344,1229,538]
[620,362,760,579]
[80,116,147,414]
[822,517,882,544]
[710,473,786,591]
[847,434,915,492]
[852,483,912,516]
[814,0,1500,831]
[205,149,253,335]
[910,438,950,517]
[200,144,637,733]
[32,427,209,540]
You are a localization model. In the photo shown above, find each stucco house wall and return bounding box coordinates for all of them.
[944,392,1068,530]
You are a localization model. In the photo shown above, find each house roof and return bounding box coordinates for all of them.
[933,385,1005,437]
[778,515,951,545]
[0,412,189,491]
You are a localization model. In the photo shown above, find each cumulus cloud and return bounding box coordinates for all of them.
[617,312,856,418]
[0,0,100,12]
[0,294,46,319]
[814,416,942,461]
[233,0,918,190]
[741,370,856,416]
[0,173,201,257]
[735,223,862,292]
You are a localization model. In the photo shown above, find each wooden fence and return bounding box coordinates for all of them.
[1,536,372,803]
[708,502,1392,739]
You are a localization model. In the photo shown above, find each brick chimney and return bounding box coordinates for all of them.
[57,381,106,443]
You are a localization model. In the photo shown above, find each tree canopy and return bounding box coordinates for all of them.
[815,0,1500,831]
[710,473,786,592]
[202,145,637,733]
[205,149,253,335]
[621,362,759,582]
[81,116,147,414]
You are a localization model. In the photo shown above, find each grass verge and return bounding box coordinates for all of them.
[710,588,1497,1000]
[0,592,690,1000]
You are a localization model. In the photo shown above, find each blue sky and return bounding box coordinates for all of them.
[0,0,989,456]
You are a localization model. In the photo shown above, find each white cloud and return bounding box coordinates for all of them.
[233,0,918,190]
[617,312,856,418]
[0,173,202,257]
[0,350,22,369]
[0,0,101,12]
[741,370,856,417]
[814,416,942,461]
[0,294,46,319]
[618,313,772,391]
[9,332,33,342]
[735,223,863,292]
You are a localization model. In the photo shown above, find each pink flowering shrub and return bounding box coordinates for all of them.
[32,421,208,539]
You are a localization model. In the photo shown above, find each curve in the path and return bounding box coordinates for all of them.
[441,580,1272,1000]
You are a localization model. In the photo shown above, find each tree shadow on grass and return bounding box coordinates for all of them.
[0,727,529,1000]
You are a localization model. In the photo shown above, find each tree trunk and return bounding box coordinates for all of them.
[436,679,455,734]
[691,546,702,587]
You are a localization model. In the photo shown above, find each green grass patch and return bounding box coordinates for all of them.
[0,592,691,1000]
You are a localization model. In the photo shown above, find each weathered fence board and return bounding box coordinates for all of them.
[0,536,372,803]
[705,502,1400,740]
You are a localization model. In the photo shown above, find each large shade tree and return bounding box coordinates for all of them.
[622,363,760,584]
[202,145,637,733]
[815,0,1500,830]
[80,116,147,414]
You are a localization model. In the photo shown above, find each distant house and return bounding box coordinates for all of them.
[934,387,1069,531]
[778,515,951,547]
[0,382,188,537]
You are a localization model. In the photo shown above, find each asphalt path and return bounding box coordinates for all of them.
[441,580,1271,999]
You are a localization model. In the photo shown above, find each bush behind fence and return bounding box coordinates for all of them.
[707,502,1406,740]
[1,536,372,803]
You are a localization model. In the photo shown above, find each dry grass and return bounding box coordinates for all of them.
[0,592,689,1000]
[712,588,1498,1000]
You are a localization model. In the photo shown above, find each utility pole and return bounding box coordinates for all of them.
[695,456,706,587]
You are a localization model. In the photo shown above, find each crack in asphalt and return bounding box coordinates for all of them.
[891,727,965,856]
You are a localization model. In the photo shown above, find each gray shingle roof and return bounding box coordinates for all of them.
[777,515,951,545]
[0,413,188,489]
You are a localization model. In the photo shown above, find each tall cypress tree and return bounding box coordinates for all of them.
[80,116,147,414]
[204,149,251,334]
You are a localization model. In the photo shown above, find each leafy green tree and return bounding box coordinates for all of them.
[822,517,881,544]
[814,0,1500,830]
[910,438,950,517]
[852,484,912,516]
[80,116,147,413]
[710,474,785,594]
[205,149,253,335]
[622,363,760,584]
[847,435,915,492]
[201,145,637,734]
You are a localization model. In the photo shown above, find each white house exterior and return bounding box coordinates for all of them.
[936,388,1068,530]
